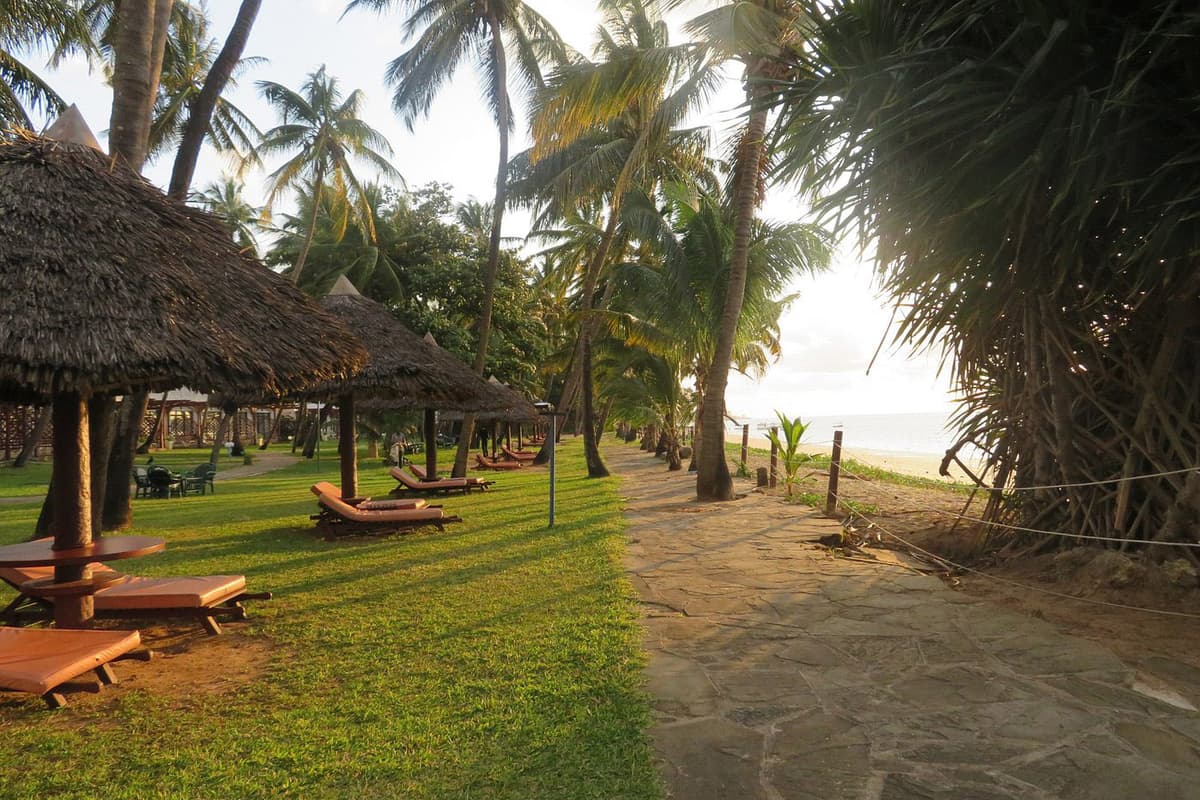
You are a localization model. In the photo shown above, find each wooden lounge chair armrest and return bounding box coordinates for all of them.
[236,591,273,601]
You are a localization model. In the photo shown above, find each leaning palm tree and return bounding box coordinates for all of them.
[248,65,399,287]
[0,0,93,127]
[345,0,568,475]
[518,0,722,474]
[147,5,261,163]
[659,0,813,500]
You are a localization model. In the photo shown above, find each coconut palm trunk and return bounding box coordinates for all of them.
[103,0,265,530]
[168,0,263,199]
[696,100,768,501]
[14,406,51,468]
[452,12,510,477]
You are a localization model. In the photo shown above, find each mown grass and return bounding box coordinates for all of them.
[0,439,660,800]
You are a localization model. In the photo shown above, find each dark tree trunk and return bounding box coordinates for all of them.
[338,395,357,499]
[209,411,231,465]
[303,405,330,459]
[260,405,284,449]
[595,396,614,441]
[13,406,50,467]
[167,0,263,199]
[102,391,147,530]
[88,395,117,536]
[453,12,511,478]
[292,403,307,453]
[581,335,609,478]
[137,391,169,453]
[696,96,768,501]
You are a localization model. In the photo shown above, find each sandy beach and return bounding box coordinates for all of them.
[739,434,981,483]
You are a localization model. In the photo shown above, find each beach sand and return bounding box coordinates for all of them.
[739,435,980,483]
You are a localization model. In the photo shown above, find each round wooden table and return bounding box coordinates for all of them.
[0,535,165,568]
[0,537,166,621]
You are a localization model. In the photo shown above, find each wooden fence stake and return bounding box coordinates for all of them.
[826,429,844,515]
[741,424,749,466]
[769,427,778,489]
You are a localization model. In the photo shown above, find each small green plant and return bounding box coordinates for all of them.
[735,460,751,479]
[765,410,811,498]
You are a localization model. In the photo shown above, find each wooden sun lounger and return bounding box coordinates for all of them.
[388,467,491,495]
[474,454,524,471]
[310,482,435,513]
[0,626,149,708]
[500,445,538,462]
[0,559,271,636]
[311,485,461,539]
[407,463,492,488]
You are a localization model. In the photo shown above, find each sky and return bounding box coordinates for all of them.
[22,0,957,419]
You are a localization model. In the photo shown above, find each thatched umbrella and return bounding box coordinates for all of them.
[441,376,539,454]
[0,132,366,626]
[308,277,534,497]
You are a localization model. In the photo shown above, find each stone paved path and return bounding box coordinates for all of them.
[611,445,1200,799]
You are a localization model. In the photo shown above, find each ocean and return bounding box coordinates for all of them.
[725,411,966,457]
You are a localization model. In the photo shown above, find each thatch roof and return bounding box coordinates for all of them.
[310,277,536,418]
[439,376,540,423]
[0,134,367,403]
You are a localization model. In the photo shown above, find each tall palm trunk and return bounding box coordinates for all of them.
[292,166,325,285]
[453,12,510,478]
[104,0,256,530]
[168,0,263,199]
[533,209,623,466]
[581,334,609,478]
[13,406,50,468]
[696,98,768,501]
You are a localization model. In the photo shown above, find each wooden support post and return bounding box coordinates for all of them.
[51,393,94,628]
[769,427,778,489]
[338,394,357,500]
[826,429,844,516]
[741,424,749,466]
[424,408,437,480]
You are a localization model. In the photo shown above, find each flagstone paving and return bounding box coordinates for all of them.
[611,445,1200,799]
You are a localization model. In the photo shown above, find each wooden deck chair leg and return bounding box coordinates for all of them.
[95,663,119,686]
[43,692,67,709]
[200,615,223,636]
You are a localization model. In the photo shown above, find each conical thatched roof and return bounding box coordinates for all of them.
[311,278,535,416]
[0,134,367,403]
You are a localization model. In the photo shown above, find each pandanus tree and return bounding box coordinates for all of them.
[517,0,722,475]
[345,0,568,476]
[771,0,1200,550]
[248,65,399,289]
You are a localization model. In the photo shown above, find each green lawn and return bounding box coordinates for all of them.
[0,439,660,800]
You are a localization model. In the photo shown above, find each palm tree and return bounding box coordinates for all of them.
[659,0,813,499]
[518,0,722,474]
[611,189,828,467]
[0,0,93,127]
[345,0,568,475]
[148,4,261,164]
[248,65,399,287]
[192,177,262,255]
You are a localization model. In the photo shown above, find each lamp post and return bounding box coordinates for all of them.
[535,402,563,527]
